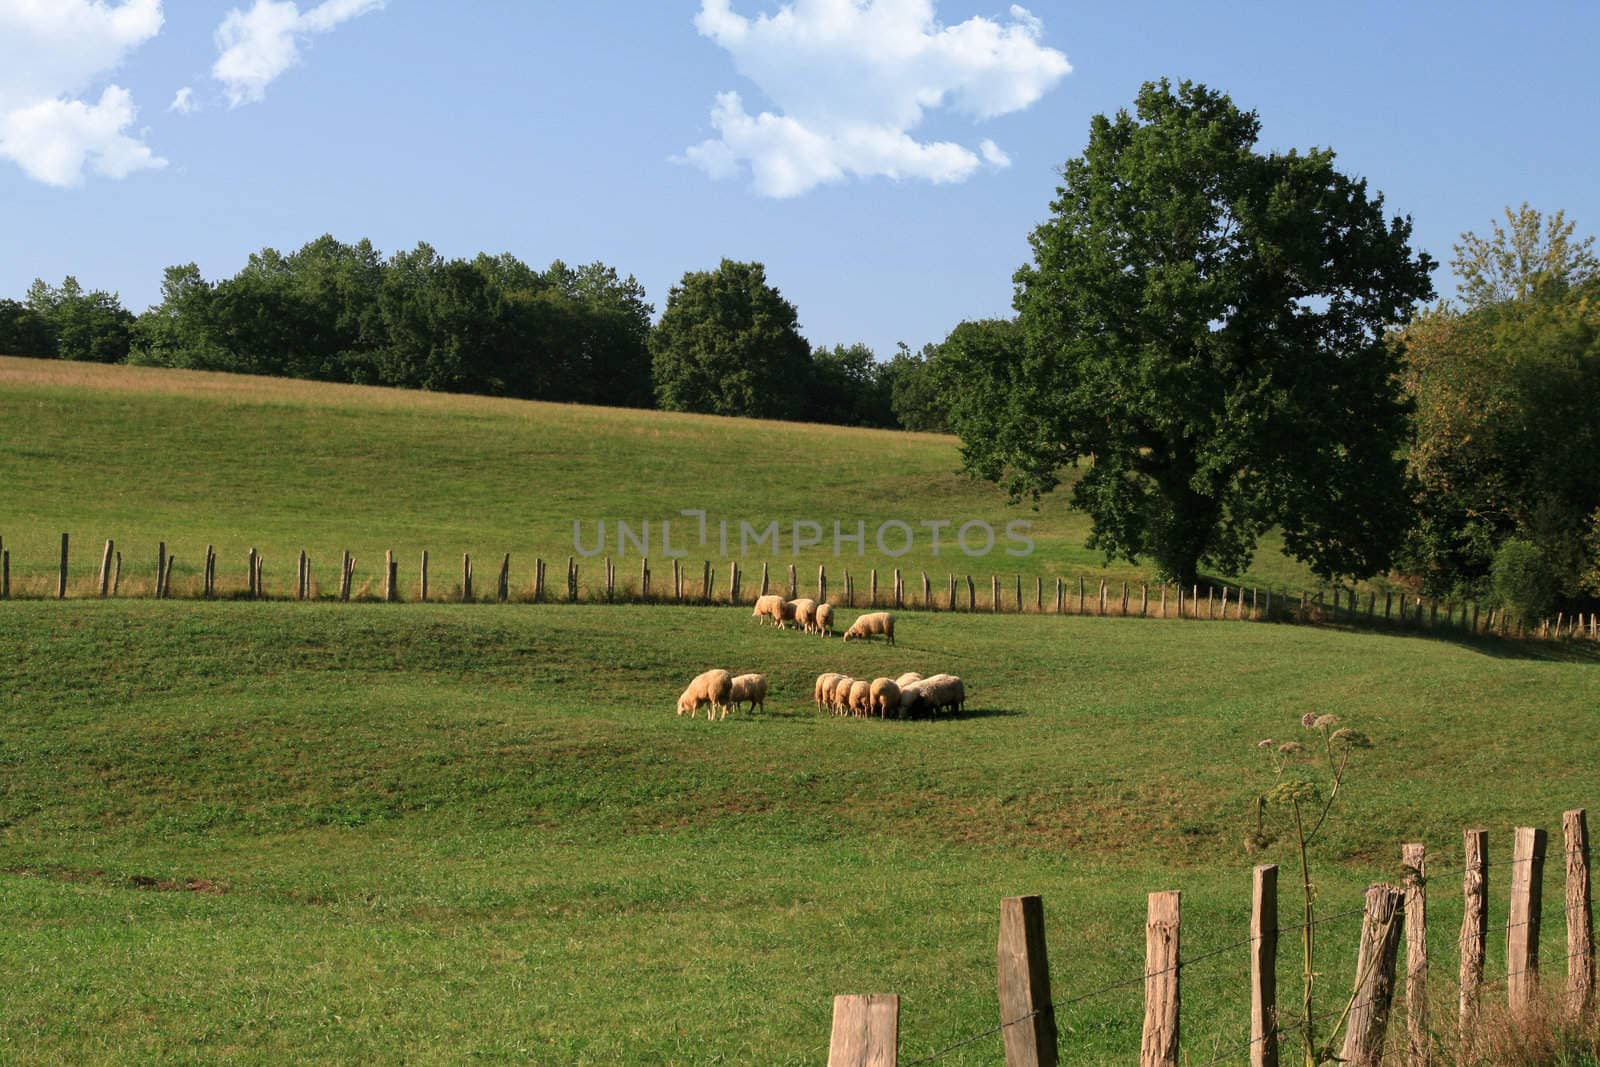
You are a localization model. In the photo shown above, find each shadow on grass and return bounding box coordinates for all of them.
[1313,618,1600,665]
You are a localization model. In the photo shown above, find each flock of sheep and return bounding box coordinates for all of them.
[673,600,967,722]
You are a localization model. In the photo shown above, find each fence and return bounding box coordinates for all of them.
[4,531,1598,640]
[826,809,1595,1066]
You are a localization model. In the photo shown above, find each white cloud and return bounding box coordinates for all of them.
[169,86,196,114]
[681,0,1069,197]
[0,0,167,187]
[213,0,383,107]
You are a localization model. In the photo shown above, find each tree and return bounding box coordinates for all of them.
[945,79,1435,583]
[650,259,811,419]
[0,298,55,358]
[25,276,136,363]
[887,341,949,432]
[1451,203,1599,309]
[804,342,895,428]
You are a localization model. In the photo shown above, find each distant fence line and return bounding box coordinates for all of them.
[827,808,1595,1066]
[4,531,1598,640]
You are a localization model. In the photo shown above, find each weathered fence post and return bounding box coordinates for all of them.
[673,558,681,603]
[1459,829,1488,1045]
[1340,884,1405,1067]
[1565,809,1594,1021]
[922,571,931,610]
[788,563,797,600]
[1077,576,1085,614]
[297,550,307,600]
[870,568,878,607]
[57,532,69,598]
[114,550,123,597]
[1141,890,1180,1067]
[737,561,746,604]
[1055,577,1063,614]
[818,564,826,605]
[463,553,475,602]
[603,556,612,603]
[702,560,712,603]
[98,539,113,597]
[383,550,394,602]
[420,551,430,602]
[161,554,176,598]
[1508,826,1548,1019]
[966,575,976,612]
[1098,578,1107,617]
[896,568,904,610]
[1207,585,1215,619]
[253,553,263,599]
[244,546,254,600]
[947,573,955,611]
[1176,585,1184,619]
[846,572,855,608]
[992,574,999,614]
[997,894,1057,1067]
[1141,583,1149,618]
[827,994,898,1067]
[760,561,769,597]
[1160,583,1167,618]
[537,558,547,602]
[1403,843,1429,1067]
[1251,865,1278,1067]
[2,548,10,599]
[637,558,646,603]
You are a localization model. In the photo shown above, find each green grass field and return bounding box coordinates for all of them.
[3,601,1596,1063]
[3,358,1596,1063]
[0,356,1331,599]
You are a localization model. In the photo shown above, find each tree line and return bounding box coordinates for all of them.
[0,239,947,432]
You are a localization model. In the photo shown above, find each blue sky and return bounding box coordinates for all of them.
[3,2,1598,360]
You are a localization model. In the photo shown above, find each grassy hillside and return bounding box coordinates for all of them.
[0,356,1328,599]
[2,601,1596,1062]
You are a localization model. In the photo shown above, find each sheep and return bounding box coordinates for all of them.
[676,669,733,719]
[842,611,895,645]
[847,679,872,718]
[728,673,768,716]
[789,598,818,632]
[869,677,901,719]
[901,673,965,717]
[777,599,800,629]
[814,672,845,713]
[894,672,923,688]
[828,675,856,715]
[752,594,786,627]
[815,602,835,637]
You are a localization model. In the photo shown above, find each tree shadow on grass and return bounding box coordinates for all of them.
[1321,620,1600,665]
[915,706,1024,722]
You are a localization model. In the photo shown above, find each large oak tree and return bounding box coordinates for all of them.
[944,79,1435,583]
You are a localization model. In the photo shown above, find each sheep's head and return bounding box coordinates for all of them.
[676,691,695,714]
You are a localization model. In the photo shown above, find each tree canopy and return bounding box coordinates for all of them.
[943,79,1436,583]
[650,259,812,419]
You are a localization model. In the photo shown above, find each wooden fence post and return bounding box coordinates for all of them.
[828,994,898,1067]
[1508,826,1549,1019]
[383,550,394,602]
[896,568,904,610]
[1098,578,1107,617]
[57,532,69,598]
[788,563,797,600]
[673,559,681,603]
[1251,865,1279,1067]
[1340,884,1405,1067]
[253,553,263,599]
[1141,583,1148,617]
[947,573,955,611]
[160,553,175,598]
[923,571,931,610]
[992,574,999,614]
[2,548,9,599]
[202,546,212,599]
[1177,585,1184,620]
[1565,809,1594,1021]
[420,551,430,602]
[1077,576,1085,614]
[870,569,878,607]
[1459,829,1488,1045]
[1160,584,1167,618]
[1403,843,1429,1067]
[537,558,547,602]
[846,572,854,608]
[966,575,976,612]
[760,561,769,597]
[244,546,254,600]
[818,564,826,605]
[1055,577,1063,614]
[463,553,474,602]
[1141,890,1181,1067]
[738,561,747,604]
[602,556,612,603]
[703,560,712,603]
[98,539,113,597]
[636,557,646,603]
[115,550,123,597]
[997,894,1057,1067]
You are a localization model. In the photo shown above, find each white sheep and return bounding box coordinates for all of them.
[894,672,923,688]
[901,673,965,716]
[788,598,818,632]
[814,672,844,713]
[828,675,856,715]
[815,602,835,637]
[847,679,872,718]
[752,594,786,626]
[842,611,895,645]
[869,677,901,719]
[728,673,768,716]
[676,669,733,719]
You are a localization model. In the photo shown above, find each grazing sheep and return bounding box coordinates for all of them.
[676,668,733,719]
[789,598,818,632]
[869,677,901,719]
[847,679,872,718]
[815,602,835,637]
[828,675,856,715]
[894,672,923,688]
[729,673,768,716]
[814,672,845,713]
[777,599,800,629]
[842,611,895,645]
[901,673,965,716]
[752,594,786,627]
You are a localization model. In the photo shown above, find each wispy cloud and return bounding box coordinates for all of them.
[680,0,1069,198]
[212,0,384,107]
[169,86,197,114]
[0,0,167,187]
